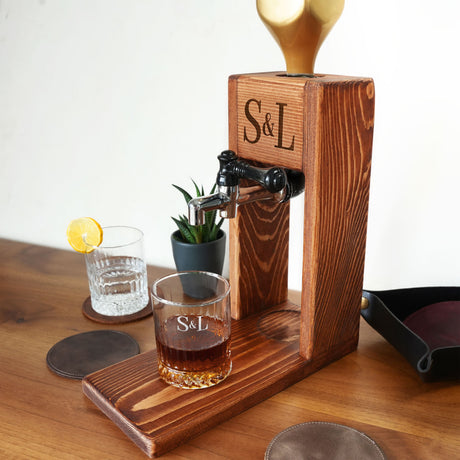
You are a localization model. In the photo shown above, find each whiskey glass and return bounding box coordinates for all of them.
[151,271,231,389]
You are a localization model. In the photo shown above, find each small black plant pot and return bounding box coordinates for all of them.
[171,230,226,276]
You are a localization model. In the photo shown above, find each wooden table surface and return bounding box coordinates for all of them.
[0,238,458,459]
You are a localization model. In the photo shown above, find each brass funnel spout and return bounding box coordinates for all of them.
[257,0,345,74]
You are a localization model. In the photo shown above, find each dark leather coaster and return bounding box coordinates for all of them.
[46,330,140,379]
[265,422,386,460]
[82,296,152,324]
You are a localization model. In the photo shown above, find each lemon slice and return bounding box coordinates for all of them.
[66,217,103,253]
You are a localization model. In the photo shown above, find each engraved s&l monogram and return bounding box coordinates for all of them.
[176,315,209,332]
[243,98,295,151]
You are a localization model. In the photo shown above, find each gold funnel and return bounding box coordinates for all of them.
[257,0,344,74]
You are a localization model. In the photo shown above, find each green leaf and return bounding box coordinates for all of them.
[172,184,193,205]
[205,209,217,233]
[209,217,224,241]
[183,215,204,244]
[172,217,197,243]
[192,179,202,198]
[195,225,203,244]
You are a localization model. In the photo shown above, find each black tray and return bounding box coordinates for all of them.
[361,287,460,382]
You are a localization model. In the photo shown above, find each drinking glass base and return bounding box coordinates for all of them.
[158,360,232,389]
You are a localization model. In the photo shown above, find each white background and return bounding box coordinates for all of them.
[1,0,459,291]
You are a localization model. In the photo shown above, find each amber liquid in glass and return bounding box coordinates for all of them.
[156,315,231,389]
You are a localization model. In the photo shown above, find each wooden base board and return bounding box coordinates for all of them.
[82,302,358,458]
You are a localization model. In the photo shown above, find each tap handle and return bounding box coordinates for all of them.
[239,163,287,194]
[217,150,287,193]
[216,150,239,187]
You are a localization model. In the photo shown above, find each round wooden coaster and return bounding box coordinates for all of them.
[46,330,140,380]
[82,296,152,324]
[265,422,386,460]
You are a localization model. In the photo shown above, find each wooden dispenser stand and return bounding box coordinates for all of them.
[228,72,375,361]
[82,72,375,458]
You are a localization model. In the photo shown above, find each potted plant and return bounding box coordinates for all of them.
[171,180,226,275]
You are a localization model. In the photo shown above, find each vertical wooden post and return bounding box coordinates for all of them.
[299,77,374,360]
[228,200,290,320]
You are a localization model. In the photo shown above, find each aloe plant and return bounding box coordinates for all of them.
[172,180,224,244]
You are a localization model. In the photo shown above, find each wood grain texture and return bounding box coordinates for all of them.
[301,76,374,360]
[230,73,305,170]
[1,239,459,459]
[228,199,290,319]
[82,302,357,458]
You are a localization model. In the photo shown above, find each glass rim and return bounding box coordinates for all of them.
[86,225,144,250]
[151,270,230,307]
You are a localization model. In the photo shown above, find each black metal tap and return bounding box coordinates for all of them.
[188,150,305,226]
